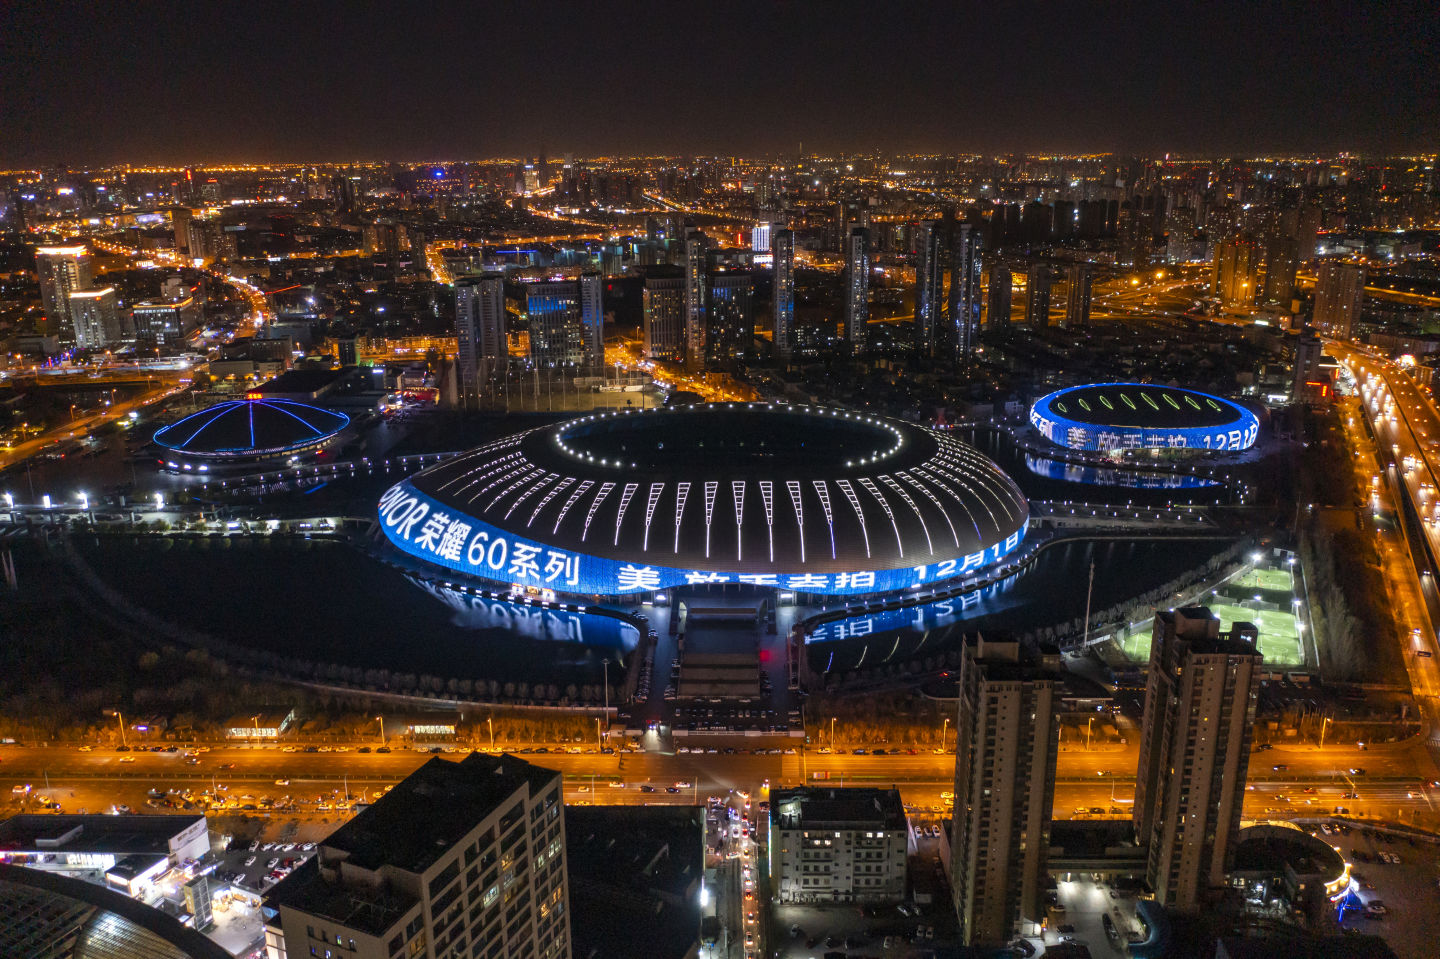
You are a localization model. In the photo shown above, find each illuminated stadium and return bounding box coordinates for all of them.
[377,404,1030,598]
[1030,384,1259,453]
[152,398,350,472]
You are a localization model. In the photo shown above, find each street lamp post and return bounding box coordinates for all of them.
[941,717,950,752]
[601,658,610,716]
[595,717,603,750]
[1319,715,1331,749]
[252,715,260,740]
[375,716,385,746]
[1086,716,1095,751]
[114,710,127,748]
[487,717,494,751]
[830,717,837,750]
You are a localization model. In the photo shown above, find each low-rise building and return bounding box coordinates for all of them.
[768,787,907,904]
[0,814,209,900]
[224,710,296,740]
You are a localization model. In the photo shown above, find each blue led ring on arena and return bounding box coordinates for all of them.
[1029,384,1258,453]
[376,403,1031,598]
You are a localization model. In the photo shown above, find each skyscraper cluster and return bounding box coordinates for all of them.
[950,606,1261,945]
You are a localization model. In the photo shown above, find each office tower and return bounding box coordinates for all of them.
[750,222,771,255]
[1063,263,1093,329]
[264,754,571,959]
[1211,235,1259,309]
[987,261,1012,329]
[948,224,982,360]
[525,280,589,367]
[913,221,942,354]
[335,331,360,367]
[1312,260,1366,339]
[36,245,93,344]
[683,229,709,370]
[1295,202,1323,262]
[523,162,540,193]
[455,273,506,406]
[1024,263,1053,328]
[772,229,795,360]
[707,269,754,363]
[68,288,120,350]
[1291,326,1324,399]
[131,297,201,347]
[363,221,408,260]
[1261,206,1300,306]
[578,271,604,366]
[1118,197,1153,268]
[6,187,26,232]
[769,788,907,904]
[1134,607,1261,911]
[172,206,193,258]
[843,227,870,352]
[642,266,686,362]
[950,637,1061,946]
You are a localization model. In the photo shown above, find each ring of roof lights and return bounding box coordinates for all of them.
[378,403,1029,597]
[1030,384,1258,453]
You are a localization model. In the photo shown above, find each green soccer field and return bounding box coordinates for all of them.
[1209,603,1305,666]
[1235,567,1295,592]
[1115,602,1306,666]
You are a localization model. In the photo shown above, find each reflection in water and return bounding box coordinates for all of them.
[1024,453,1220,490]
[407,577,640,652]
[807,537,1233,674]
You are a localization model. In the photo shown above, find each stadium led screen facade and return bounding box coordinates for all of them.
[1030,384,1258,453]
[378,404,1030,597]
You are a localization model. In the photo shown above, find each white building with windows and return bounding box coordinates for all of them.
[768,787,907,904]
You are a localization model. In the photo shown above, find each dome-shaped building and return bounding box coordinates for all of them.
[153,399,350,472]
[378,404,1029,597]
[1030,383,1259,453]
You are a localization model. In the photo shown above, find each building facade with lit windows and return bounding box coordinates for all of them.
[376,403,1030,600]
[768,787,907,904]
[36,245,94,345]
[68,287,121,349]
[263,754,570,959]
[642,267,685,363]
[1134,607,1261,911]
[950,638,1061,946]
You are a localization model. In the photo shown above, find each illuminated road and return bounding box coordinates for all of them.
[0,381,184,473]
[4,738,1436,827]
[1330,342,1440,730]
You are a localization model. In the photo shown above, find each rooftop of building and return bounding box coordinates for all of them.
[0,862,232,959]
[566,806,704,959]
[151,399,349,456]
[0,814,204,855]
[769,787,906,831]
[265,755,558,933]
[1161,607,1262,658]
[248,366,353,397]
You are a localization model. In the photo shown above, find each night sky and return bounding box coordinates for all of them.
[3,0,1437,165]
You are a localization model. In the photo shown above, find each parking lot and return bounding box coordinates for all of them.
[1325,822,1440,959]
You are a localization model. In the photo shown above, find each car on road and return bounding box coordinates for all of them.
[638,785,655,793]
[275,779,289,786]
[1349,768,1366,775]
[1272,764,1288,771]
[118,756,135,763]
[244,856,255,866]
